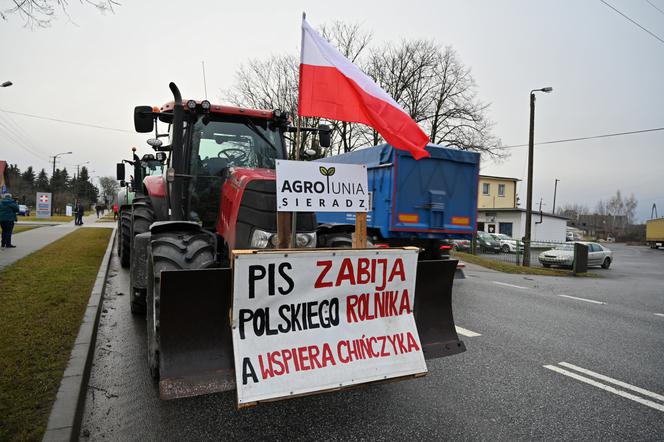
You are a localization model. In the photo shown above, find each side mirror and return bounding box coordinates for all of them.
[318,124,331,148]
[116,163,126,181]
[134,106,155,133]
[155,151,167,163]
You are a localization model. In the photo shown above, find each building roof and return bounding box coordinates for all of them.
[478,207,569,220]
[479,174,521,182]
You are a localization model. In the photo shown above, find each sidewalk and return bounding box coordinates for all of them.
[0,214,114,271]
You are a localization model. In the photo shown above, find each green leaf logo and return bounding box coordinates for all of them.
[319,166,328,176]
[327,167,335,176]
[319,166,336,177]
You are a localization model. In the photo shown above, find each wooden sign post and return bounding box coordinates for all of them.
[352,212,367,248]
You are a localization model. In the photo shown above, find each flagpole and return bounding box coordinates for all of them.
[290,11,306,248]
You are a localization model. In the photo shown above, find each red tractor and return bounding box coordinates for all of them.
[126,83,464,400]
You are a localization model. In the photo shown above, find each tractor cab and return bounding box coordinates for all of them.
[186,112,287,229]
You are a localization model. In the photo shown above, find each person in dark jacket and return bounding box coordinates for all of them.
[0,193,20,248]
[75,200,85,225]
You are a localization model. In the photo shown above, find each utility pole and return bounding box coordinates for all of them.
[552,178,560,214]
[523,87,552,267]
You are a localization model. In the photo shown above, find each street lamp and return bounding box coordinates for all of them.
[523,87,553,267]
[51,151,73,176]
[1,81,12,88]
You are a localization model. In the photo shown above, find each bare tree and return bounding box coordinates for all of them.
[98,176,118,201]
[1,0,119,29]
[557,203,589,221]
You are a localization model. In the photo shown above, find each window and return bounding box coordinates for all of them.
[498,184,505,197]
[499,222,513,236]
[482,183,490,195]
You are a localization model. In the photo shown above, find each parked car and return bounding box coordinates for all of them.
[450,238,471,252]
[18,204,30,216]
[538,242,613,269]
[490,233,523,253]
[476,231,501,253]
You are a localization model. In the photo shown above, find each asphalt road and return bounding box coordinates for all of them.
[80,243,664,440]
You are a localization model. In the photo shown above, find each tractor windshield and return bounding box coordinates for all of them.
[191,115,285,176]
[187,114,285,229]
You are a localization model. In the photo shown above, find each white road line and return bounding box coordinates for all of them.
[655,313,664,318]
[558,362,664,403]
[492,281,528,290]
[558,294,606,305]
[455,326,482,337]
[543,365,664,413]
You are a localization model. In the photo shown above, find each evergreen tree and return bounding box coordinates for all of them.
[35,169,50,191]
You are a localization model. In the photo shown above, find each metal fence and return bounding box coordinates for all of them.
[471,238,567,267]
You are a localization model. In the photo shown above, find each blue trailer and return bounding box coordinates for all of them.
[316,143,479,258]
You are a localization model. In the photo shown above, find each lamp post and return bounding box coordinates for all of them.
[51,151,73,176]
[1,81,12,88]
[523,87,553,267]
[552,178,560,215]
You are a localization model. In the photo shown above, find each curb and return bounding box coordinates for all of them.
[42,228,117,442]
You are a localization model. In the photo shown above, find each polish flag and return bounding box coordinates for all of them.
[298,18,430,160]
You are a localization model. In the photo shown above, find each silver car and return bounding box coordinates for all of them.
[490,233,522,253]
[538,242,613,269]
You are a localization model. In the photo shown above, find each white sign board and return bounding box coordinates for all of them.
[231,248,427,405]
[65,204,73,217]
[276,160,368,212]
[36,192,52,218]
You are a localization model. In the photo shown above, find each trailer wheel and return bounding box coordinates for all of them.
[129,200,154,315]
[119,210,132,268]
[146,230,216,382]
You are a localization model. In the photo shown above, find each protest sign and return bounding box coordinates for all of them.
[231,248,426,405]
[276,160,368,212]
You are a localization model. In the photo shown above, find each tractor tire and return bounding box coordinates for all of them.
[120,210,132,268]
[129,200,155,315]
[145,230,216,381]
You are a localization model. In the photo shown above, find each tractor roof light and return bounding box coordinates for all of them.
[201,100,211,112]
[186,100,197,110]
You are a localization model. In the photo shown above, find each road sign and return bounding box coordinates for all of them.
[36,192,52,218]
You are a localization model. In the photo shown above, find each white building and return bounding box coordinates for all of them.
[477,208,568,242]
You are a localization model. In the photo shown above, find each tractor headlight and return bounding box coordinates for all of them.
[250,229,274,248]
[296,232,316,248]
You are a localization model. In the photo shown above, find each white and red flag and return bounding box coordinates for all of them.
[298,18,430,160]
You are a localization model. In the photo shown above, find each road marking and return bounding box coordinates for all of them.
[558,294,606,305]
[655,313,664,318]
[492,281,527,290]
[558,362,664,403]
[455,326,481,337]
[544,365,664,412]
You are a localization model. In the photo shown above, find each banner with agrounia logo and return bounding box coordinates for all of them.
[231,248,427,405]
[276,159,368,212]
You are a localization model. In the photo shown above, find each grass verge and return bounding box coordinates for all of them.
[13,225,43,234]
[453,251,572,276]
[19,215,74,222]
[0,228,112,441]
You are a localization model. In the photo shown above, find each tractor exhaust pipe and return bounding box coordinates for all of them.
[168,82,185,221]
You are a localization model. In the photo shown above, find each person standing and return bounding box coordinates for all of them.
[0,193,20,248]
[77,200,85,225]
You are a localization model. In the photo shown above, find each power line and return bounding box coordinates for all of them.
[646,0,664,16]
[0,108,132,133]
[599,0,664,46]
[502,126,664,149]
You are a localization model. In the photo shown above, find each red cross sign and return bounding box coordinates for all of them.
[39,194,49,203]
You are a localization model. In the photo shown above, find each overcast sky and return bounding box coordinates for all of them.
[1,0,662,221]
